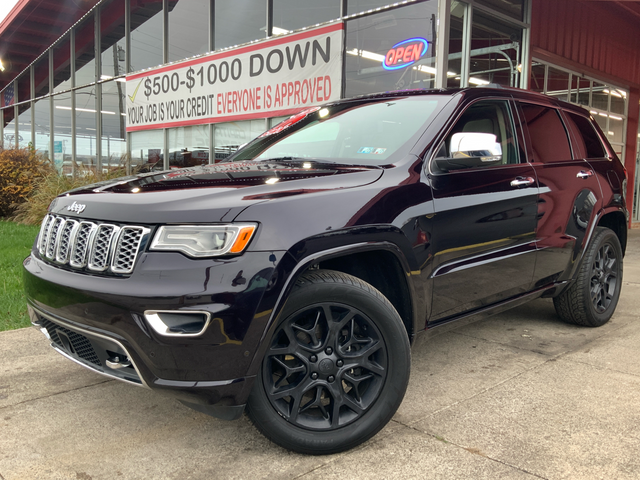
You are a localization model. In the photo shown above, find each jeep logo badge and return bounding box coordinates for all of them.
[67,201,86,214]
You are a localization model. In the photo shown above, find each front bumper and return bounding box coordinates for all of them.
[23,248,288,416]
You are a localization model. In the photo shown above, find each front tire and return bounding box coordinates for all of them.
[247,270,411,455]
[554,227,623,327]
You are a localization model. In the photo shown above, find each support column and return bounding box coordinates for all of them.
[624,88,639,226]
[435,0,451,89]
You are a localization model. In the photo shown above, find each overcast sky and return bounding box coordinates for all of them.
[0,0,20,25]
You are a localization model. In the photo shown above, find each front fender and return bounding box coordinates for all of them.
[244,230,421,380]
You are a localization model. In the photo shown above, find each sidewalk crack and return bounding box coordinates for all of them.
[0,380,113,411]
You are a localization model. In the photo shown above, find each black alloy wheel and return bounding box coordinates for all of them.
[554,227,623,327]
[264,301,387,430]
[590,242,618,313]
[247,270,411,454]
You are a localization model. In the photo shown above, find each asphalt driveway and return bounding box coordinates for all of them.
[2,231,640,479]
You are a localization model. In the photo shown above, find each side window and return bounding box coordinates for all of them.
[564,112,607,159]
[440,100,520,166]
[519,103,572,163]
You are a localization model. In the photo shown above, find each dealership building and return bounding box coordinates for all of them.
[1,0,639,219]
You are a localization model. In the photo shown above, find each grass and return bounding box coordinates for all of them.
[0,220,40,331]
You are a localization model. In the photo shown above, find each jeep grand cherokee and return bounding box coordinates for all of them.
[24,87,627,454]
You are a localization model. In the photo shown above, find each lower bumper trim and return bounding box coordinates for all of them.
[179,400,246,421]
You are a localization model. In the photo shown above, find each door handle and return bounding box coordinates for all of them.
[510,176,535,187]
[577,170,594,179]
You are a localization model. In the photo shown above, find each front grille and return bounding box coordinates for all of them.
[40,318,101,366]
[37,214,150,275]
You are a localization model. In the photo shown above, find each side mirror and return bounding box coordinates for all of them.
[435,132,502,171]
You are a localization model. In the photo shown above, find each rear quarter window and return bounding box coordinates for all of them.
[563,111,607,159]
[519,103,572,163]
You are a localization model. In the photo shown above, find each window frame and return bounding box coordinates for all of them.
[514,100,575,165]
[428,95,524,175]
[559,109,609,161]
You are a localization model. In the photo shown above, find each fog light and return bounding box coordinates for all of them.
[144,310,212,337]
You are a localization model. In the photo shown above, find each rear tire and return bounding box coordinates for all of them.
[553,227,623,327]
[247,269,411,455]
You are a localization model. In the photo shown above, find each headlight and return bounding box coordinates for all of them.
[150,224,257,258]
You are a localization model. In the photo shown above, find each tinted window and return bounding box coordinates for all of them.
[564,112,607,158]
[441,99,519,165]
[519,103,572,163]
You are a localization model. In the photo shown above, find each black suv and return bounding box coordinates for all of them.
[24,87,627,454]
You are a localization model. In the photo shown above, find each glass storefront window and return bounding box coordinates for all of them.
[546,67,569,101]
[17,72,30,103]
[474,0,523,21]
[33,99,50,157]
[169,0,210,62]
[101,0,127,79]
[609,88,626,115]
[75,87,97,167]
[607,114,624,143]
[577,77,590,106]
[33,55,50,98]
[345,2,438,98]
[17,106,33,149]
[131,129,164,170]
[102,80,127,168]
[53,35,72,93]
[168,125,210,168]
[4,117,17,148]
[273,0,340,33]
[469,11,522,87]
[591,82,608,111]
[213,120,265,162]
[53,94,73,173]
[215,0,265,50]
[347,0,396,16]
[130,2,163,72]
[75,13,96,87]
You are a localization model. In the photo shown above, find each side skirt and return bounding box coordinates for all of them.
[422,281,567,340]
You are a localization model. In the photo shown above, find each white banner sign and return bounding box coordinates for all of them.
[126,23,344,132]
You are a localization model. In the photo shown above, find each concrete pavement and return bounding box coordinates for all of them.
[2,231,640,479]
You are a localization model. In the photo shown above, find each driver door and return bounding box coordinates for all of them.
[428,98,539,322]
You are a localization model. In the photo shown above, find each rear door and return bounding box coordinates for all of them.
[515,101,603,287]
[428,98,539,322]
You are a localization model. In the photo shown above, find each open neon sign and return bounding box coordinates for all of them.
[382,37,429,71]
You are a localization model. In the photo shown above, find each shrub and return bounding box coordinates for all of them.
[11,162,130,226]
[0,147,54,218]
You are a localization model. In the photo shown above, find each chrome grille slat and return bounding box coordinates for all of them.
[38,214,53,255]
[56,220,79,263]
[70,222,97,268]
[45,217,65,259]
[112,227,146,274]
[36,214,148,276]
[88,225,119,271]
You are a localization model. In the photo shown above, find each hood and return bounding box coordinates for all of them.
[49,161,384,224]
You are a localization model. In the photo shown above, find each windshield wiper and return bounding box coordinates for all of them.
[255,157,382,169]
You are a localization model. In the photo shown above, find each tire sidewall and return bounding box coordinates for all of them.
[247,272,411,454]
[582,228,623,325]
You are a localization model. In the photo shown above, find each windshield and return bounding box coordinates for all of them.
[228,96,448,166]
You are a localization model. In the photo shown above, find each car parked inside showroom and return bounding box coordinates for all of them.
[25,86,627,454]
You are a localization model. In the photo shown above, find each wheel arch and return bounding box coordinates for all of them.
[316,249,416,343]
[597,210,627,255]
[246,242,419,378]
